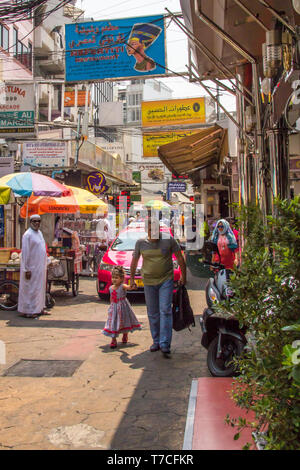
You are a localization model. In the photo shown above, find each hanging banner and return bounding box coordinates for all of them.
[0,83,35,137]
[143,129,200,157]
[142,97,206,128]
[65,15,166,82]
[64,90,91,107]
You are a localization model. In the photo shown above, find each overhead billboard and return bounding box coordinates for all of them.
[143,129,200,157]
[0,83,35,137]
[65,15,166,82]
[138,163,165,183]
[142,97,206,128]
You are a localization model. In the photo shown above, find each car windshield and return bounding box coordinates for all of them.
[111,231,147,251]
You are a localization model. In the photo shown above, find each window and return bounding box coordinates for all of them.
[13,28,18,58]
[128,93,142,106]
[27,42,32,71]
[129,108,141,122]
[0,25,9,51]
[12,28,32,71]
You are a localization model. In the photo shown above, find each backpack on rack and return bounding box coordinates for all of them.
[172,285,195,332]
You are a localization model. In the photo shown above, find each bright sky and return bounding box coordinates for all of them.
[75,0,236,110]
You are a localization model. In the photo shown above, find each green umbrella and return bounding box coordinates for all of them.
[145,199,171,211]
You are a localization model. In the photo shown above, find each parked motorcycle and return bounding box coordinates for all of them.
[200,241,247,377]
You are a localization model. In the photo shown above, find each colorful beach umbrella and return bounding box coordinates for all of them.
[20,185,107,218]
[0,186,14,204]
[145,199,171,211]
[0,172,71,198]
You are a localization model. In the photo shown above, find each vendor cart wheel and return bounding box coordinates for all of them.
[72,274,79,297]
[46,293,55,309]
[0,280,19,311]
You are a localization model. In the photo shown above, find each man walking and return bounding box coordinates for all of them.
[130,218,186,356]
[18,214,48,318]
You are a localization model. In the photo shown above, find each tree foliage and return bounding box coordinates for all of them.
[221,197,300,450]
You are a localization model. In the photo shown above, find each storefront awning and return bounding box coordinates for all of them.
[158,125,228,176]
[69,158,137,186]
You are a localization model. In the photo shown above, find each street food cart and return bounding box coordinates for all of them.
[47,247,79,297]
[0,248,21,310]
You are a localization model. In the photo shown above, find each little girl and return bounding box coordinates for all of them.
[102,266,141,348]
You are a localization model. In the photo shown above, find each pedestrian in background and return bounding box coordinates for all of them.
[18,214,49,318]
[211,219,238,270]
[130,217,186,356]
[102,266,141,349]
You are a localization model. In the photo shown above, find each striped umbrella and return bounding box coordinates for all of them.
[20,185,107,217]
[0,172,71,198]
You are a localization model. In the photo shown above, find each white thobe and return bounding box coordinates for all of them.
[18,228,47,315]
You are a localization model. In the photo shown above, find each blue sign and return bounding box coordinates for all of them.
[168,182,187,193]
[65,15,166,82]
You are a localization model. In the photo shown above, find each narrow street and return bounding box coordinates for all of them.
[0,269,208,450]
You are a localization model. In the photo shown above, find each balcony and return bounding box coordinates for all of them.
[34,26,65,74]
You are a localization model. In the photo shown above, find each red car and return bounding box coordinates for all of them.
[97,222,182,299]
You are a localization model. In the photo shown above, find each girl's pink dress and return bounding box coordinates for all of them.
[102,285,141,338]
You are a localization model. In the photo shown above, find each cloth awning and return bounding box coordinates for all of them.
[158,125,228,176]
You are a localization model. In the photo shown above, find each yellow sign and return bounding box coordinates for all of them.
[143,129,200,157]
[141,97,206,128]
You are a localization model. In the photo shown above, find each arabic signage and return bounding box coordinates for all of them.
[141,97,206,128]
[23,141,67,168]
[65,15,166,82]
[143,129,200,157]
[86,171,109,195]
[0,83,35,137]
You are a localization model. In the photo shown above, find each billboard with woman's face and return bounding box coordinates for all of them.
[65,15,166,82]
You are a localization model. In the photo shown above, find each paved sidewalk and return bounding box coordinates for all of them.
[0,272,209,450]
[183,378,256,450]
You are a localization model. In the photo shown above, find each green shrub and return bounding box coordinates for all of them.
[221,197,300,450]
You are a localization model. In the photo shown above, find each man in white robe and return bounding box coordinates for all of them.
[18,214,48,318]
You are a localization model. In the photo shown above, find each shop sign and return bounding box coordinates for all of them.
[0,83,35,137]
[65,15,166,82]
[86,171,109,195]
[167,182,187,192]
[290,157,300,172]
[143,129,200,157]
[142,97,206,128]
[64,90,91,107]
[23,141,67,168]
[138,163,165,183]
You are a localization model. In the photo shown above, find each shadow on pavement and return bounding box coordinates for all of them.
[3,314,105,330]
[108,320,209,450]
